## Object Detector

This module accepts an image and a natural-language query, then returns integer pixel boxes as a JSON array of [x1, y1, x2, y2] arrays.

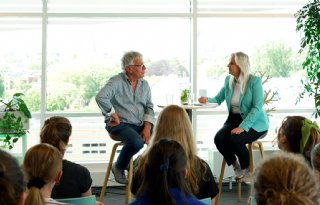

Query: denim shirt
[[96, 72, 155, 126]]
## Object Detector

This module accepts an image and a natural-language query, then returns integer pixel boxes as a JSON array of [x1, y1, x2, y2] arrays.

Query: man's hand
[[141, 122, 152, 144], [107, 113, 120, 127], [231, 127, 244, 135]]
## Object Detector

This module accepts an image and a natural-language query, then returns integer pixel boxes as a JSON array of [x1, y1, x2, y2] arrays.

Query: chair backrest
[[57, 195, 96, 205], [200, 197, 211, 205]]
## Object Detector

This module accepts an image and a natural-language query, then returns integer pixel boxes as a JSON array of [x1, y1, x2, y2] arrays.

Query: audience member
[[23, 143, 66, 205], [0, 149, 25, 205], [198, 52, 268, 181], [251, 152, 319, 205], [96, 51, 155, 185], [40, 116, 95, 199], [130, 138, 206, 205], [277, 116, 320, 164], [132, 105, 218, 205]]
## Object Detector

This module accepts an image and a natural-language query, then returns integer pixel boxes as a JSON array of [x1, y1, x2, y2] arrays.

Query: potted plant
[[0, 93, 32, 149], [295, 0, 320, 117]]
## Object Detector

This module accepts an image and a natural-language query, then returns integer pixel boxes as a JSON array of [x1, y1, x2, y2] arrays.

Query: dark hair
[[279, 116, 320, 163], [137, 138, 192, 205], [40, 116, 72, 155], [0, 149, 25, 205]]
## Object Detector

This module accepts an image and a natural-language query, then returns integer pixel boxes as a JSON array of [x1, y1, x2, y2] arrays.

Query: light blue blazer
[[208, 75, 269, 132]]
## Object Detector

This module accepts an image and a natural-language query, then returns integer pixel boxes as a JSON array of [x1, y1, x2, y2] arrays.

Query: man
[[96, 51, 155, 184]]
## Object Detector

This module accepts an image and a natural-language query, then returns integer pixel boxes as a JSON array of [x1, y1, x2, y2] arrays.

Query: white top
[[231, 80, 240, 113]]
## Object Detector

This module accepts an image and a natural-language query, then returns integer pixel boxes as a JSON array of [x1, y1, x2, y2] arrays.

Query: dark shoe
[[112, 163, 128, 185]]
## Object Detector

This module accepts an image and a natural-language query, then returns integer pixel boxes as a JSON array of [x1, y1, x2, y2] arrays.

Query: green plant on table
[[180, 89, 190, 104], [0, 93, 32, 149]]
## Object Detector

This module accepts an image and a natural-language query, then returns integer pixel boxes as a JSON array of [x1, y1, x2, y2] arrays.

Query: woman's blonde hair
[[40, 116, 72, 155], [23, 143, 63, 205], [228, 52, 251, 93], [253, 152, 319, 205], [137, 105, 206, 195]]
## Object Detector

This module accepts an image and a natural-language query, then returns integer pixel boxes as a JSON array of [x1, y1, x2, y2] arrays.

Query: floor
[[93, 182, 251, 205]]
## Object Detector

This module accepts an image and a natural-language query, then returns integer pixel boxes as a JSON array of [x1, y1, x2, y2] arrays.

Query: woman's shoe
[[232, 160, 243, 179]]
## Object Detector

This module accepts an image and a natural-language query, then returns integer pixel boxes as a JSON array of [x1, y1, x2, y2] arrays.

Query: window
[[0, 0, 312, 162]]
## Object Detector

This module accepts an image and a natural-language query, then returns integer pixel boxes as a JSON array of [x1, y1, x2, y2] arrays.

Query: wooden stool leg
[[237, 143, 253, 202], [257, 142, 264, 158], [237, 180, 241, 202], [248, 143, 254, 173], [99, 143, 121, 203], [125, 158, 134, 204], [215, 159, 226, 205]]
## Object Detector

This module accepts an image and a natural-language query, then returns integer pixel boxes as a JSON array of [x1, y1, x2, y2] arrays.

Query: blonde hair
[[253, 152, 319, 205], [228, 52, 251, 93], [40, 116, 72, 155], [137, 105, 206, 195], [23, 143, 63, 205]]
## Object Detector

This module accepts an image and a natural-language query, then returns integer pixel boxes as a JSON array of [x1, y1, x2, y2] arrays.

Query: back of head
[[40, 116, 72, 155], [0, 150, 25, 205], [279, 116, 320, 162], [121, 51, 142, 71], [23, 143, 63, 205], [138, 138, 191, 205], [253, 152, 319, 205], [148, 105, 201, 194], [151, 105, 195, 157]]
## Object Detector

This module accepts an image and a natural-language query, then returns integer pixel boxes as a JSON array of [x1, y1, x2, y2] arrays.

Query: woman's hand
[[231, 127, 244, 135], [198, 96, 208, 103]]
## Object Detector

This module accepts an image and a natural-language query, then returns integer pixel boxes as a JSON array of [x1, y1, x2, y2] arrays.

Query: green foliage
[[0, 76, 4, 98], [0, 93, 31, 149], [295, 0, 320, 117], [252, 41, 303, 77], [180, 89, 190, 103]]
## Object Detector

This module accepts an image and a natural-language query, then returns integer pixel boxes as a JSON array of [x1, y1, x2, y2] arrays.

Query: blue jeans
[[106, 123, 144, 170]]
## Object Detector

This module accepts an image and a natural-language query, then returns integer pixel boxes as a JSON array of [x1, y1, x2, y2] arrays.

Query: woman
[[198, 52, 268, 180], [251, 152, 319, 205], [23, 143, 66, 205], [40, 116, 101, 203], [130, 138, 206, 205], [278, 116, 320, 164], [0, 149, 25, 205], [132, 105, 218, 205]]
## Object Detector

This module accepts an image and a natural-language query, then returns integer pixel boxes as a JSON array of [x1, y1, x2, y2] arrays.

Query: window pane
[[47, 18, 191, 113], [198, 0, 306, 15], [0, 17, 41, 112], [48, 0, 191, 13], [0, 0, 41, 13]]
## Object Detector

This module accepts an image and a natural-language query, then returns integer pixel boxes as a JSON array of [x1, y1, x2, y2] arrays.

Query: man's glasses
[[128, 64, 146, 70]]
